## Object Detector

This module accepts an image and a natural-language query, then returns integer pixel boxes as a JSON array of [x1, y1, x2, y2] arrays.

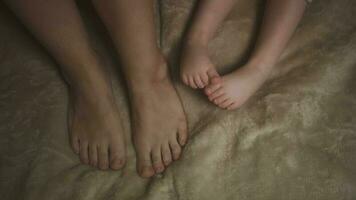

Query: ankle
[[67, 71, 112, 96], [246, 57, 276, 73], [125, 55, 170, 89], [185, 31, 210, 49]]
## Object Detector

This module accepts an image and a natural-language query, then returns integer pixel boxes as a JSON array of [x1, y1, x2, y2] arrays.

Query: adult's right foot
[[68, 72, 126, 170], [126, 58, 188, 178]]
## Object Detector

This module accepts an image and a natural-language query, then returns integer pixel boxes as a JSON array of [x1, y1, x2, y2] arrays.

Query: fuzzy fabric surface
[[0, 0, 355, 200]]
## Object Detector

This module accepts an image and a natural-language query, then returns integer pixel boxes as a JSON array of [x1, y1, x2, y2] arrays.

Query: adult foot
[[204, 63, 272, 110], [68, 76, 126, 170], [180, 41, 219, 89], [127, 58, 188, 178]]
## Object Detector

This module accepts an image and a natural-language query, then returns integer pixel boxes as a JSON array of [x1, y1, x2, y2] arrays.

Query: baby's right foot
[[68, 75, 126, 170], [180, 41, 219, 89]]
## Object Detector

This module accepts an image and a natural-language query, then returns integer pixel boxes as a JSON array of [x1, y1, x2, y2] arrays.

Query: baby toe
[[214, 95, 228, 106], [194, 75, 204, 88], [200, 72, 209, 86], [188, 76, 198, 89], [209, 88, 225, 101], [219, 99, 233, 109]]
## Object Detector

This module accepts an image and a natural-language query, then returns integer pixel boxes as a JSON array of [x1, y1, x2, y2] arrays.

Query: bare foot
[[204, 63, 272, 110], [180, 41, 219, 89], [68, 78, 126, 170], [127, 58, 188, 178]]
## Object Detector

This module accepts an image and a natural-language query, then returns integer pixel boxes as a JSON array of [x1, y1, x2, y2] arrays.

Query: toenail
[[155, 166, 164, 173]]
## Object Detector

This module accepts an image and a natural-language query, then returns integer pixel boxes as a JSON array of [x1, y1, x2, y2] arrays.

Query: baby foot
[[180, 42, 219, 89], [127, 58, 188, 178], [68, 79, 126, 170], [204, 64, 272, 110]]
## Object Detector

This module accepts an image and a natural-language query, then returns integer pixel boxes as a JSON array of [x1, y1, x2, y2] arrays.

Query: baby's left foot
[[180, 41, 219, 89], [204, 63, 272, 110]]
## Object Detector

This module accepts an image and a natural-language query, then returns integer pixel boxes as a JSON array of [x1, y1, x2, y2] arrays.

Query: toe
[[219, 99, 233, 109], [151, 148, 165, 174], [169, 139, 182, 161], [162, 143, 172, 166], [137, 151, 155, 178], [188, 76, 197, 89], [177, 121, 188, 146], [109, 144, 126, 170], [204, 78, 222, 95], [207, 68, 219, 79], [71, 136, 80, 154], [227, 102, 240, 110], [209, 88, 225, 101], [98, 144, 109, 170], [200, 73, 209, 87], [79, 141, 89, 164], [89, 145, 98, 167], [194, 75, 204, 88], [181, 74, 189, 86], [214, 95, 228, 105]]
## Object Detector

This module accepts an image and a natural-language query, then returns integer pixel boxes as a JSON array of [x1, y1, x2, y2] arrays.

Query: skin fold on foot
[[180, 42, 219, 89], [204, 63, 272, 110], [68, 83, 126, 170], [128, 59, 188, 178]]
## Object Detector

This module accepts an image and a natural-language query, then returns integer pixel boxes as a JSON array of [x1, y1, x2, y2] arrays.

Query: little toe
[[79, 141, 89, 164], [137, 152, 155, 178], [194, 75, 204, 88], [169, 139, 182, 160], [219, 99, 234, 109], [188, 76, 197, 89], [98, 145, 109, 170], [89, 145, 98, 167], [201, 73, 209, 86], [227, 102, 240, 110], [71, 136, 80, 154], [162, 144, 172, 166], [209, 88, 225, 101], [109, 145, 126, 170], [181, 74, 189, 86], [177, 122, 188, 146], [152, 148, 165, 174]]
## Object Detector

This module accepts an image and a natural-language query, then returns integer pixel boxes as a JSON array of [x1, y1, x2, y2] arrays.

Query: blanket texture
[[1, 0, 355, 199]]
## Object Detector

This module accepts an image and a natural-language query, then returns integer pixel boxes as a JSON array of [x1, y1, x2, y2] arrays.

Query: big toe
[[205, 77, 222, 95], [137, 151, 155, 178], [109, 143, 126, 170]]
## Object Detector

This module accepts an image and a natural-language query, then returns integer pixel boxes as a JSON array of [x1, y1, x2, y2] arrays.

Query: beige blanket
[[1, 0, 356, 199]]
